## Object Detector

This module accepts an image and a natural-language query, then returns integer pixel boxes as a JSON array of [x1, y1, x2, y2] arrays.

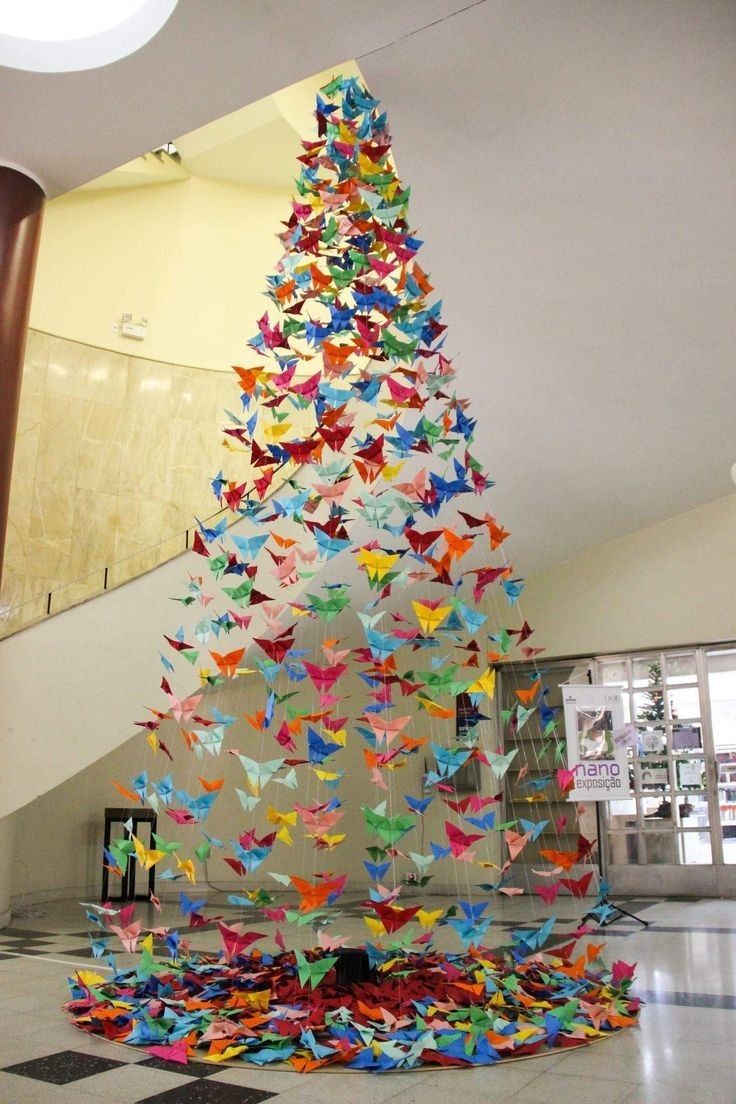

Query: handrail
[[0, 503, 227, 639], [1, 330, 333, 640], [0, 451, 305, 640]]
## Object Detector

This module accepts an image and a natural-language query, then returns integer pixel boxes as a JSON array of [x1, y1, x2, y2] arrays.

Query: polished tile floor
[[0, 897, 734, 1103]]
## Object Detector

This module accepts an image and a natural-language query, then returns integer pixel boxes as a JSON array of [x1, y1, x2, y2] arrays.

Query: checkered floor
[[1, 898, 735, 1104], [2, 1049, 275, 1103]]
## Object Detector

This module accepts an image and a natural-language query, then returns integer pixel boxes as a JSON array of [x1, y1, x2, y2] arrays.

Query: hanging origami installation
[[66, 75, 638, 1071]]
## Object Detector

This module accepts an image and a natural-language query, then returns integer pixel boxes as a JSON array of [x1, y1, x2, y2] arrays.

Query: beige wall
[[2, 330, 250, 630], [25, 59, 367, 371], [29, 175, 288, 371], [522, 494, 736, 658]]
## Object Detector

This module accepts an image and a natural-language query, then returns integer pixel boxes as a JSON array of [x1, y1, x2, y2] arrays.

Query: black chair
[[101, 806, 158, 902]]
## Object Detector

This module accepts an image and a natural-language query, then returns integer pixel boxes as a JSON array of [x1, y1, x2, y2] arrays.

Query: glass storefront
[[597, 645, 736, 894], [706, 648, 736, 865]]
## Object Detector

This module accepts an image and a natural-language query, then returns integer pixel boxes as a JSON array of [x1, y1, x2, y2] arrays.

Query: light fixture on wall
[[0, 0, 178, 73], [152, 141, 181, 162], [731, 462, 736, 487]]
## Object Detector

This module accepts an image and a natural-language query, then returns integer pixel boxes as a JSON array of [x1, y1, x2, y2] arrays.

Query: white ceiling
[[1, 0, 734, 575]]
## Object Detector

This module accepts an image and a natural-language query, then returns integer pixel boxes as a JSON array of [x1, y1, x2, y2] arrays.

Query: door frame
[[596, 645, 736, 898]]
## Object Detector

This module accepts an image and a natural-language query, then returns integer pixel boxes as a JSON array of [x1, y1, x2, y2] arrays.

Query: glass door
[[597, 647, 736, 896], [499, 660, 598, 889], [704, 648, 736, 876]]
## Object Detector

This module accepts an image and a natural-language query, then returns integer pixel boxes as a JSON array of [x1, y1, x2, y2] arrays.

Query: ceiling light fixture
[[0, 0, 178, 72]]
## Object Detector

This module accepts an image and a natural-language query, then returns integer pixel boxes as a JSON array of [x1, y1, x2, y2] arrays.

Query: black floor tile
[[1, 927, 57, 939], [637, 988, 736, 1010], [137, 1057, 224, 1078], [1, 945, 55, 956], [54, 946, 97, 958], [2, 1049, 126, 1085], [135, 1080, 276, 1104], [0, 936, 56, 946], [660, 895, 704, 902], [646, 924, 736, 935]]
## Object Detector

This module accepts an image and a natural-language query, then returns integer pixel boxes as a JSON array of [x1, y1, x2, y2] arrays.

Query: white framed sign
[[562, 685, 628, 802]]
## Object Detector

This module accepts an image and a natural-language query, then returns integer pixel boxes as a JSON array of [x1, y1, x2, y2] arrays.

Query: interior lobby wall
[[522, 494, 736, 658], [28, 174, 289, 371]]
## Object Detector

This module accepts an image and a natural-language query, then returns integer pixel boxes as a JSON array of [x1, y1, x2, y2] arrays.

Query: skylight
[[0, 0, 177, 71]]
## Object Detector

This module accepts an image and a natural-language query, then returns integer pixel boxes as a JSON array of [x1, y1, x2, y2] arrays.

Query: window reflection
[[607, 832, 638, 864], [707, 649, 736, 864], [678, 832, 712, 865], [667, 687, 701, 720], [665, 653, 697, 685], [633, 657, 658, 688], [600, 660, 627, 687], [608, 799, 636, 828], [600, 646, 736, 871], [643, 834, 676, 864]]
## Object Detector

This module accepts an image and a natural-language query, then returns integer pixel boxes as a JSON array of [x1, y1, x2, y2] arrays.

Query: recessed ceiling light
[[0, 0, 177, 72]]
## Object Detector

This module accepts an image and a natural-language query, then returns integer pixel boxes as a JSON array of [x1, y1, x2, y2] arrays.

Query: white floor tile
[[68, 1063, 192, 1103], [618, 1082, 736, 1104], [515, 1070, 632, 1104], [1, 896, 735, 1103]]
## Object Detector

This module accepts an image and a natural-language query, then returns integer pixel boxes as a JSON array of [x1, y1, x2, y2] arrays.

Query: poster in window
[[677, 759, 705, 788]]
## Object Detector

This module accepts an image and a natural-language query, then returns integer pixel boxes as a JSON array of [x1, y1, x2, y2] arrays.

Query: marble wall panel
[[119, 407, 172, 501], [68, 488, 118, 579], [1, 331, 246, 635], [34, 392, 87, 489], [23, 328, 51, 379], [29, 477, 77, 545], [46, 334, 90, 400], [76, 402, 125, 496], [85, 345, 129, 407], [125, 357, 173, 413], [11, 388, 43, 482], [170, 363, 218, 424], [166, 417, 226, 508]]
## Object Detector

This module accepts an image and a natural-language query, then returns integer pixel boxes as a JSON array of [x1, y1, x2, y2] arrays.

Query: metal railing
[[0, 451, 306, 640], [0, 504, 229, 640]]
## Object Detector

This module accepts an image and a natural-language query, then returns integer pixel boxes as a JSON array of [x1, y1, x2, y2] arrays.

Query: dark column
[[0, 166, 45, 585]]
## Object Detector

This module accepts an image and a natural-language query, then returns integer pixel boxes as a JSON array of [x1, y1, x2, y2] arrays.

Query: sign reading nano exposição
[[562, 685, 628, 802]]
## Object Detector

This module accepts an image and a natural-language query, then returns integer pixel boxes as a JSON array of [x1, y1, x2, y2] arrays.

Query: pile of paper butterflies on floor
[[66, 75, 638, 1071]]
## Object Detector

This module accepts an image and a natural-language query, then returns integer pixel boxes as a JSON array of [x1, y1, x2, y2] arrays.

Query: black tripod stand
[[584, 803, 649, 928]]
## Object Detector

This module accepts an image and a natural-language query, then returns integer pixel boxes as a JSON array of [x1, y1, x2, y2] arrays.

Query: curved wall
[[28, 174, 289, 371], [1, 329, 248, 631]]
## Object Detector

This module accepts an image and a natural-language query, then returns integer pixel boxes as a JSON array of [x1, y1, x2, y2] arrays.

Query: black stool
[[334, 947, 376, 987]]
